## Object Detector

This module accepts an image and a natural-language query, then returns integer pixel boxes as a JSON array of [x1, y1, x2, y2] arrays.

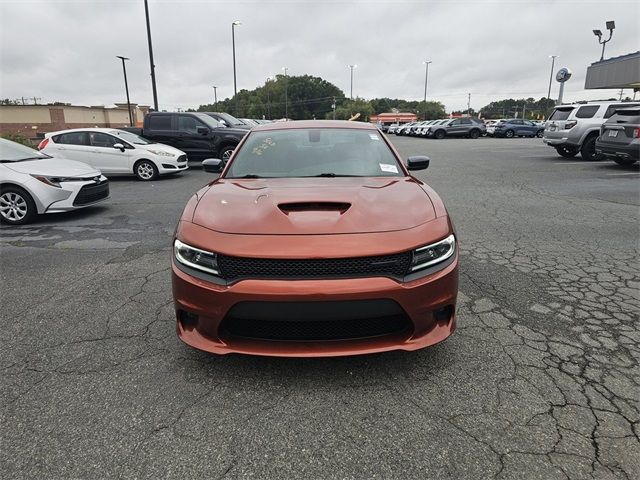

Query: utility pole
[[143, 0, 158, 110], [467, 93, 471, 117], [423, 60, 432, 120], [282, 67, 288, 119], [348, 64, 357, 100], [232, 21, 241, 116], [522, 104, 526, 119], [332, 96, 336, 120], [547, 55, 558, 99], [618, 88, 624, 101], [116, 56, 134, 126], [212, 86, 218, 109]]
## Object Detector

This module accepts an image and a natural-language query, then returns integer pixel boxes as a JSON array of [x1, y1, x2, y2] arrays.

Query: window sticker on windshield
[[379, 163, 398, 173], [369, 133, 380, 140], [252, 137, 275, 155]]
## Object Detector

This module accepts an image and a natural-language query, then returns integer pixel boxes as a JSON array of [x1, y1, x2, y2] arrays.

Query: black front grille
[[73, 181, 109, 206], [217, 251, 412, 281], [220, 300, 412, 341]]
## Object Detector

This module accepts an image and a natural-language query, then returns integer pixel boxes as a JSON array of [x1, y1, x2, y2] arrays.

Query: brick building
[[0, 103, 150, 141]]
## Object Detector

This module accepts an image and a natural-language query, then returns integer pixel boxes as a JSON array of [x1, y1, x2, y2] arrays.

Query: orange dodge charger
[[172, 120, 458, 357]]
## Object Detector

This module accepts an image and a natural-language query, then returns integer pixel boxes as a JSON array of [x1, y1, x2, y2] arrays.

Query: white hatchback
[[40, 128, 188, 181]]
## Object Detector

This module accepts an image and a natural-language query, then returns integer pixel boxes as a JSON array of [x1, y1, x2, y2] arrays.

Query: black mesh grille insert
[[221, 300, 411, 341], [217, 252, 412, 281], [220, 299, 411, 341], [73, 181, 109, 206]]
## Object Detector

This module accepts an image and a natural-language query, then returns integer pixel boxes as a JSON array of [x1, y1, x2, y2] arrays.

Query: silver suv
[[543, 101, 640, 160]]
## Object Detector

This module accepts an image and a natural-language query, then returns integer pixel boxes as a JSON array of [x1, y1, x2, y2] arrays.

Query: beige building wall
[[63, 107, 108, 125], [0, 106, 51, 123]]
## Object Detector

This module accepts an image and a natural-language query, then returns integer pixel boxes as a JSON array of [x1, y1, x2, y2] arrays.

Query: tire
[[536, 129, 544, 138], [555, 145, 579, 158], [434, 130, 446, 140], [469, 129, 480, 139], [219, 145, 236, 162], [0, 185, 37, 225], [134, 159, 158, 181], [504, 129, 515, 138], [580, 135, 603, 161], [613, 157, 638, 166]]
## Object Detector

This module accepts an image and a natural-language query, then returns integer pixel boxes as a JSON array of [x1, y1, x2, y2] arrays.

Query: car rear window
[[608, 109, 640, 123], [549, 108, 573, 121], [226, 128, 403, 179], [575, 105, 599, 118], [604, 103, 640, 119]]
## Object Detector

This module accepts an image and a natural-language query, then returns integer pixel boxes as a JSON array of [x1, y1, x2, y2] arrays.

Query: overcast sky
[[1, 0, 638, 113]]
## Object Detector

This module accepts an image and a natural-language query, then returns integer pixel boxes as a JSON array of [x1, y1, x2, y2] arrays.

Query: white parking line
[[553, 162, 593, 165], [605, 172, 640, 176]]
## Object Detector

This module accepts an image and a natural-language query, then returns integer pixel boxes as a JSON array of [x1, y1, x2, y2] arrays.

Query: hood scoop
[[278, 202, 351, 214]]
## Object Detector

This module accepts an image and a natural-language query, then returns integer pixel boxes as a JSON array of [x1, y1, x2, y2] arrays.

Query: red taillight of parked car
[[633, 128, 640, 139], [565, 121, 577, 130], [37, 138, 49, 150]]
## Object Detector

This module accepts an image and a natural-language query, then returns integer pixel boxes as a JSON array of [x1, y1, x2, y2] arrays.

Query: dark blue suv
[[494, 119, 544, 138]]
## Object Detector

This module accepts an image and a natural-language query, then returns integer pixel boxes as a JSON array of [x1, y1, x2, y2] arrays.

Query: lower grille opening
[[73, 181, 109, 206], [220, 300, 412, 341], [178, 309, 199, 328], [434, 305, 454, 322]]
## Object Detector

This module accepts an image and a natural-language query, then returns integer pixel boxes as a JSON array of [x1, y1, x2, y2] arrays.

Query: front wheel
[[613, 157, 638, 166], [536, 129, 544, 138], [0, 186, 36, 225], [469, 129, 480, 139], [134, 160, 158, 181], [434, 130, 446, 140], [555, 145, 579, 158], [504, 129, 515, 138], [580, 135, 603, 161]]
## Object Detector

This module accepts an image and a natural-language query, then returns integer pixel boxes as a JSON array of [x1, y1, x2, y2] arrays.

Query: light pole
[[422, 60, 432, 120], [143, 0, 158, 110], [282, 67, 288, 119], [116, 56, 133, 126], [212, 86, 217, 109], [232, 20, 241, 115], [348, 64, 357, 100], [593, 21, 615, 61], [266, 77, 273, 120], [547, 55, 558, 100]]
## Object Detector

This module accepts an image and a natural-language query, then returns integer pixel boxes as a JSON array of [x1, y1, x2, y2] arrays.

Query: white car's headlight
[[174, 239, 219, 275], [148, 149, 174, 157], [410, 234, 455, 271]]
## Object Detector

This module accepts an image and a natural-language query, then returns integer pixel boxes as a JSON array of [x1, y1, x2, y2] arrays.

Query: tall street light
[[593, 20, 615, 61], [212, 85, 217, 109], [143, 0, 158, 110], [116, 56, 133, 126], [282, 67, 288, 119], [266, 76, 273, 120], [232, 20, 241, 116], [422, 60, 432, 120], [348, 64, 357, 100], [547, 55, 558, 100]]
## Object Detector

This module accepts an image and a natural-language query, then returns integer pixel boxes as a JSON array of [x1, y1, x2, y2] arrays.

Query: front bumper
[[34, 176, 109, 214], [172, 253, 458, 357]]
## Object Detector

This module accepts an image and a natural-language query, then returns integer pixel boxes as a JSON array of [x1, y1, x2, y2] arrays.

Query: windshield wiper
[[308, 173, 359, 177]]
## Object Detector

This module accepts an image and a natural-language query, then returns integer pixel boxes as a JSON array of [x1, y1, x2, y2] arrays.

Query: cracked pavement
[[1, 137, 638, 479]]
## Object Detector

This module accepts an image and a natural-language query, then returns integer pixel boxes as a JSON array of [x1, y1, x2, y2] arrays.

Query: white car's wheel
[[0, 186, 36, 225], [134, 160, 158, 181]]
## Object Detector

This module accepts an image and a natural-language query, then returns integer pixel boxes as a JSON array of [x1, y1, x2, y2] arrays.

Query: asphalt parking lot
[[1, 136, 638, 479]]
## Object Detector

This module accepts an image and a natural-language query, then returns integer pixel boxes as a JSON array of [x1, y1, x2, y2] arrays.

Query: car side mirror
[[113, 143, 125, 152], [407, 156, 430, 171], [197, 126, 209, 135], [202, 158, 224, 173]]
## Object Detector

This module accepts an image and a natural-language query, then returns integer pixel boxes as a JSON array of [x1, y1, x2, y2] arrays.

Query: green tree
[[326, 97, 373, 121]]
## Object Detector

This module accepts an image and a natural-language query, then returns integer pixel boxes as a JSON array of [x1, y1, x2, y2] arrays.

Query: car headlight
[[174, 239, 219, 275], [148, 149, 174, 157], [410, 234, 455, 271], [30, 175, 68, 188]]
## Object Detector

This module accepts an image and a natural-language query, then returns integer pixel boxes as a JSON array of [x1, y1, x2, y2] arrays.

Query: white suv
[[40, 128, 188, 181], [543, 101, 640, 160]]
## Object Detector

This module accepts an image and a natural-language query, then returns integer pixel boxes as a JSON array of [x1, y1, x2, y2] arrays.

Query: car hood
[[140, 143, 185, 156], [192, 177, 436, 235], [3, 158, 101, 177]]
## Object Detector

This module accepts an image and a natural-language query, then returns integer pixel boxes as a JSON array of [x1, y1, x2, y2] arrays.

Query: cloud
[[1, 0, 638, 112]]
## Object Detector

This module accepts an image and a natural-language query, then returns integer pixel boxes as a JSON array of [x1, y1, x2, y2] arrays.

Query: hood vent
[[278, 202, 351, 214]]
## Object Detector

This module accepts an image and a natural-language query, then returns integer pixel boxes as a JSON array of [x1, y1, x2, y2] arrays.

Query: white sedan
[[0, 138, 109, 225], [40, 128, 188, 181]]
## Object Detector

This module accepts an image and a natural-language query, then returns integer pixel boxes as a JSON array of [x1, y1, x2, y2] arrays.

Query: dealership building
[[584, 50, 640, 93]]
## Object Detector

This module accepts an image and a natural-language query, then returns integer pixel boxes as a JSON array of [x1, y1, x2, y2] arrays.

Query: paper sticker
[[369, 133, 380, 140], [379, 163, 398, 173]]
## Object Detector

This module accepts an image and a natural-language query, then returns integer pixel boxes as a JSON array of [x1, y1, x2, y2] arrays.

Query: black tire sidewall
[[0, 185, 36, 225], [580, 135, 602, 161], [469, 129, 480, 139], [505, 130, 514, 138], [435, 130, 445, 139]]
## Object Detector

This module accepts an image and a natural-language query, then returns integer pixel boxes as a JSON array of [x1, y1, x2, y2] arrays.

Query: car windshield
[[0, 138, 49, 162], [225, 128, 404, 179], [110, 130, 152, 145], [216, 113, 246, 126]]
